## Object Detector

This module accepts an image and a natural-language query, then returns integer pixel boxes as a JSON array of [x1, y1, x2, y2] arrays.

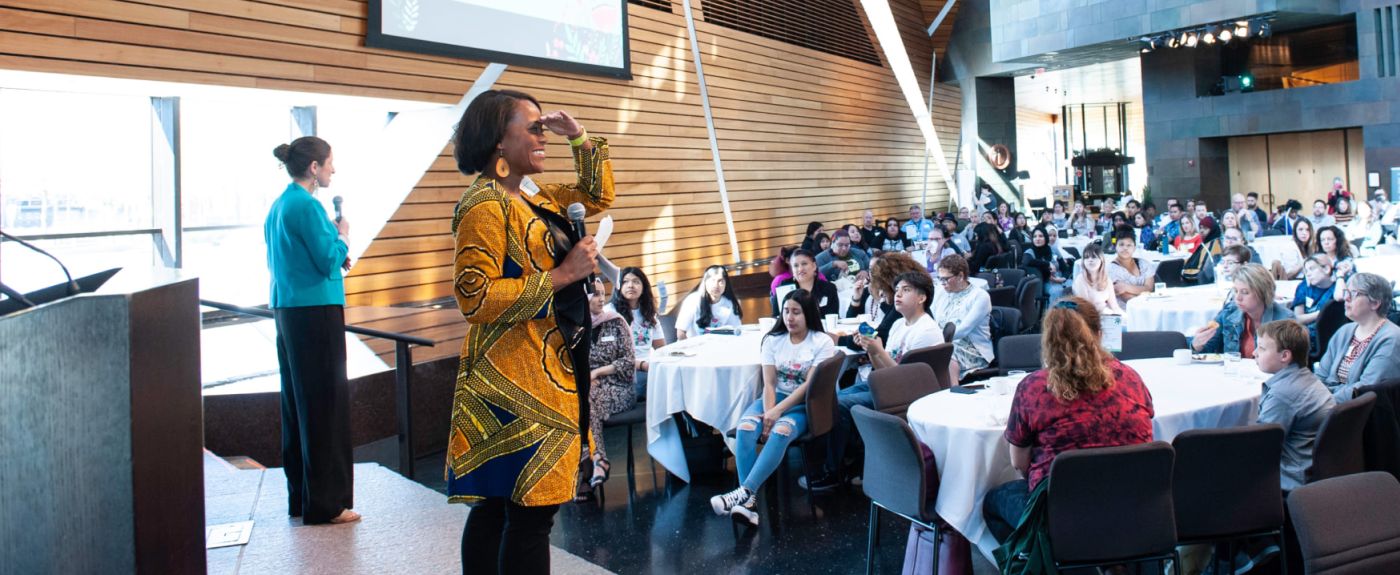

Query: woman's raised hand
[[539, 110, 583, 138]]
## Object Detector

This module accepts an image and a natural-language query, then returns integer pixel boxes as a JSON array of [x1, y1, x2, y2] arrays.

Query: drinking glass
[[1223, 352, 1241, 375]]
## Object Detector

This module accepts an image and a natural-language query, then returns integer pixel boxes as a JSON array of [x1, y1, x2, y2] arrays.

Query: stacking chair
[[868, 363, 939, 418], [1015, 277, 1042, 333], [1312, 301, 1350, 362], [1172, 425, 1287, 575], [986, 285, 1017, 308], [899, 343, 955, 392], [851, 405, 942, 575], [961, 307, 1021, 384], [601, 402, 651, 500], [994, 267, 1027, 289], [1116, 331, 1189, 360], [1287, 472, 1400, 574], [1157, 258, 1186, 288], [1047, 442, 1181, 574], [1306, 392, 1378, 484], [996, 334, 1041, 375]]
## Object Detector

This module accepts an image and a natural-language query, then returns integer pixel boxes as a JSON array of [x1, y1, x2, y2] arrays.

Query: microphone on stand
[[566, 203, 596, 295], [0, 230, 78, 296], [332, 196, 343, 224]]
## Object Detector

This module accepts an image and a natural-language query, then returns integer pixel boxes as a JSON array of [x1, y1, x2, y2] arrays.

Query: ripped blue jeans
[[734, 395, 809, 492]]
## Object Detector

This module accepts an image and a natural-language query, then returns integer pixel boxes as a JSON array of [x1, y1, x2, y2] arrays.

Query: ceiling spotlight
[[1203, 32, 1216, 44], [1235, 20, 1250, 38], [1185, 32, 1199, 48], [1258, 21, 1272, 38], [1166, 34, 1180, 48], [1219, 28, 1233, 43]]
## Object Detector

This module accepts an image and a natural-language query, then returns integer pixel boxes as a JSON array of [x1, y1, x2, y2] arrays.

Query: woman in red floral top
[[982, 295, 1155, 544]]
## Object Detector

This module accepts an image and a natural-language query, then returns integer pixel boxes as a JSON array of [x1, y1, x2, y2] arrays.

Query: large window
[[1215, 21, 1359, 94]]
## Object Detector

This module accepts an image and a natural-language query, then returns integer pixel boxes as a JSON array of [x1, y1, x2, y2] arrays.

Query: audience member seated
[[1008, 213, 1032, 247], [799, 221, 825, 253], [1072, 243, 1121, 315], [675, 265, 743, 339], [1050, 201, 1068, 228], [996, 203, 1013, 232], [1293, 254, 1337, 350], [815, 271, 945, 489], [710, 289, 836, 526], [968, 222, 1010, 273], [1349, 201, 1384, 250], [815, 233, 870, 281], [859, 209, 883, 251], [1207, 245, 1254, 293], [982, 297, 1155, 543], [932, 255, 994, 382], [843, 252, 923, 336], [1198, 227, 1262, 286], [1131, 212, 1157, 249], [1255, 319, 1336, 492], [878, 217, 913, 253], [1333, 196, 1355, 226], [922, 224, 961, 271], [812, 232, 831, 254], [582, 277, 637, 499], [1192, 264, 1294, 358], [609, 267, 665, 399], [1316, 225, 1356, 282], [1271, 199, 1304, 236], [1068, 202, 1095, 237], [1173, 216, 1204, 254], [1317, 272, 1400, 402], [1161, 203, 1186, 244], [1309, 199, 1336, 229], [772, 248, 840, 318], [1044, 224, 1074, 261], [1274, 217, 1318, 280], [1022, 225, 1068, 301], [941, 216, 972, 253], [770, 246, 828, 295], [903, 204, 936, 242], [840, 223, 866, 252], [1106, 230, 1157, 308]]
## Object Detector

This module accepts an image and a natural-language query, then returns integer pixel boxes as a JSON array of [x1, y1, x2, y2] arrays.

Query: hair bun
[[272, 143, 292, 162]]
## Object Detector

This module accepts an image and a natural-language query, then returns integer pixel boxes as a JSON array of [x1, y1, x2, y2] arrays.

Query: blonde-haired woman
[[982, 295, 1155, 546], [1071, 243, 1121, 315], [1192, 263, 1294, 357]]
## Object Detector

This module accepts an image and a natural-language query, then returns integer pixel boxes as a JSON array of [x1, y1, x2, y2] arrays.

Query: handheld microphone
[[0, 230, 78, 296], [332, 196, 343, 223], [566, 203, 596, 295]]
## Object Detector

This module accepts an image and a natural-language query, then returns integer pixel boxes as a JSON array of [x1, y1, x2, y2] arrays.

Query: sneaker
[[1233, 544, 1280, 574], [710, 486, 751, 516], [797, 473, 840, 493], [730, 491, 759, 527]]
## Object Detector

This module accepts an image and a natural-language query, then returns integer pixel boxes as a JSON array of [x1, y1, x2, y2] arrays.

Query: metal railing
[[200, 299, 435, 478]]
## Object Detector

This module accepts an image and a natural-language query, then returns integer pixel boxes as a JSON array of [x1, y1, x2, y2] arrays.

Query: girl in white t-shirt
[[711, 288, 834, 527], [1071, 243, 1122, 315], [674, 265, 743, 339], [607, 266, 666, 399]]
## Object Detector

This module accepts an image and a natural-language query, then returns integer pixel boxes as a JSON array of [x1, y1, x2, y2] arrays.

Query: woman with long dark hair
[[1022, 225, 1068, 301], [446, 89, 611, 574], [968, 222, 1008, 272], [265, 136, 358, 525], [676, 265, 743, 339], [609, 267, 664, 399], [771, 248, 841, 318], [582, 277, 635, 498], [711, 288, 835, 526], [800, 221, 825, 252], [1316, 225, 1356, 281]]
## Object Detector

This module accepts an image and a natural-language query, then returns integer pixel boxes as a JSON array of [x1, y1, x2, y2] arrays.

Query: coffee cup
[[1173, 348, 1191, 365]]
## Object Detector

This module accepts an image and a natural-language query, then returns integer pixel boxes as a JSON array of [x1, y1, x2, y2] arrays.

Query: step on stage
[[204, 452, 612, 574]]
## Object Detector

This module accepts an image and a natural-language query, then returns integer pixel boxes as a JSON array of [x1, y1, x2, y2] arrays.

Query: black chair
[[899, 343, 955, 392], [996, 334, 1041, 374], [1047, 442, 1181, 574], [1312, 300, 1351, 362], [1058, 229, 1069, 239], [869, 363, 939, 418], [1157, 258, 1186, 288], [1016, 277, 1042, 333], [984, 252, 1015, 271], [941, 321, 955, 344], [601, 402, 652, 498], [962, 307, 1021, 384], [1116, 331, 1189, 361], [994, 267, 1027, 289], [1307, 391, 1379, 484], [1287, 472, 1400, 574], [1172, 425, 1288, 575], [986, 285, 1016, 308], [1258, 228, 1283, 237], [850, 405, 943, 575]]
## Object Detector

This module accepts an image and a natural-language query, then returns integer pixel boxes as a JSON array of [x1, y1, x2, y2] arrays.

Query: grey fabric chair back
[[659, 313, 678, 344], [851, 405, 936, 524], [990, 306, 1022, 343], [1171, 424, 1284, 541], [803, 353, 847, 438], [1047, 441, 1177, 564], [995, 268, 1026, 288], [996, 334, 1042, 374], [1116, 331, 1189, 361], [1157, 258, 1186, 288], [869, 363, 939, 417], [1308, 391, 1378, 484], [898, 343, 954, 392], [1288, 471, 1400, 574], [986, 285, 1017, 308], [1016, 278, 1042, 332]]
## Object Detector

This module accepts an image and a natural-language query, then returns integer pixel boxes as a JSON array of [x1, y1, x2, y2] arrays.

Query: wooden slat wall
[[0, 0, 960, 307]]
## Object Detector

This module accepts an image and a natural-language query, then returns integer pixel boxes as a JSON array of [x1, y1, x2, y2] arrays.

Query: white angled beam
[[682, 0, 742, 265]]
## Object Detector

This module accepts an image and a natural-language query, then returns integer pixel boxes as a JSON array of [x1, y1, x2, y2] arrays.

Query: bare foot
[[328, 509, 361, 524]]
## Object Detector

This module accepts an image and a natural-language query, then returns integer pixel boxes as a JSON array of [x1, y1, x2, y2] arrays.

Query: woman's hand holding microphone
[[550, 236, 597, 292]]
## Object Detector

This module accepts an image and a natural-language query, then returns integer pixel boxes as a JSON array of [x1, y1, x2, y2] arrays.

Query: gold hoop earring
[[495, 156, 510, 179]]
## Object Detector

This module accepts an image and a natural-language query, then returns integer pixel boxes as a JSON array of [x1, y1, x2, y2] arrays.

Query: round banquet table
[[905, 357, 1268, 563], [1356, 253, 1400, 286], [1250, 236, 1302, 270], [1123, 280, 1300, 335], [645, 328, 859, 482]]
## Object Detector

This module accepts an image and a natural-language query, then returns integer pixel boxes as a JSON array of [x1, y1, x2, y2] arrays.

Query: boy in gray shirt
[[1256, 320, 1337, 490]]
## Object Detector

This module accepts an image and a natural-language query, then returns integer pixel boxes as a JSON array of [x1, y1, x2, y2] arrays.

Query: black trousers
[[274, 305, 353, 524], [461, 498, 560, 575]]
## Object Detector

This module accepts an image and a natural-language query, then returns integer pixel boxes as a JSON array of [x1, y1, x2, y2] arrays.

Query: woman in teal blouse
[[264, 136, 359, 525]]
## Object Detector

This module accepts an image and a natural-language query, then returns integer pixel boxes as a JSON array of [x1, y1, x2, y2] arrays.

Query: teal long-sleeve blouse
[[264, 182, 348, 308]]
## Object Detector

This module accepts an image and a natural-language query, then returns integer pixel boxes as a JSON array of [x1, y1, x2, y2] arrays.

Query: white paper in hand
[[594, 215, 614, 252]]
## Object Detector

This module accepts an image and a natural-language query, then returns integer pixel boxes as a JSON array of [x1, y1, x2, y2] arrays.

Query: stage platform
[[204, 452, 612, 574]]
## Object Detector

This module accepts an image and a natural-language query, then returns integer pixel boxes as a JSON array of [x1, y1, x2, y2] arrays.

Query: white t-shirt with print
[[885, 312, 944, 363], [760, 331, 837, 395], [608, 304, 662, 361], [675, 291, 741, 335]]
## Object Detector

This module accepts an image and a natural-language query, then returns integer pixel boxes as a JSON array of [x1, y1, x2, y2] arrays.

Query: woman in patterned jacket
[[448, 89, 613, 574]]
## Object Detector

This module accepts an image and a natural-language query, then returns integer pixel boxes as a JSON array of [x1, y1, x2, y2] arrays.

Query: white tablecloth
[[1058, 236, 1094, 254], [1136, 249, 1189, 263], [645, 329, 859, 482], [1123, 280, 1300, 335], [1356, 253, 1400, 286], [905, 358, 1267, 563], [1251, 236, 1302, 269]]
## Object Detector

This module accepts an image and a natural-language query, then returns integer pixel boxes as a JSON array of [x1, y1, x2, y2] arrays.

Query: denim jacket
[[1200, 301, 1295, 354]]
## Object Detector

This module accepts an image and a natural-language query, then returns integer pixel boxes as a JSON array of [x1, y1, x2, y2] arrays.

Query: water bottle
[[1161, 238, 1170, 255]]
